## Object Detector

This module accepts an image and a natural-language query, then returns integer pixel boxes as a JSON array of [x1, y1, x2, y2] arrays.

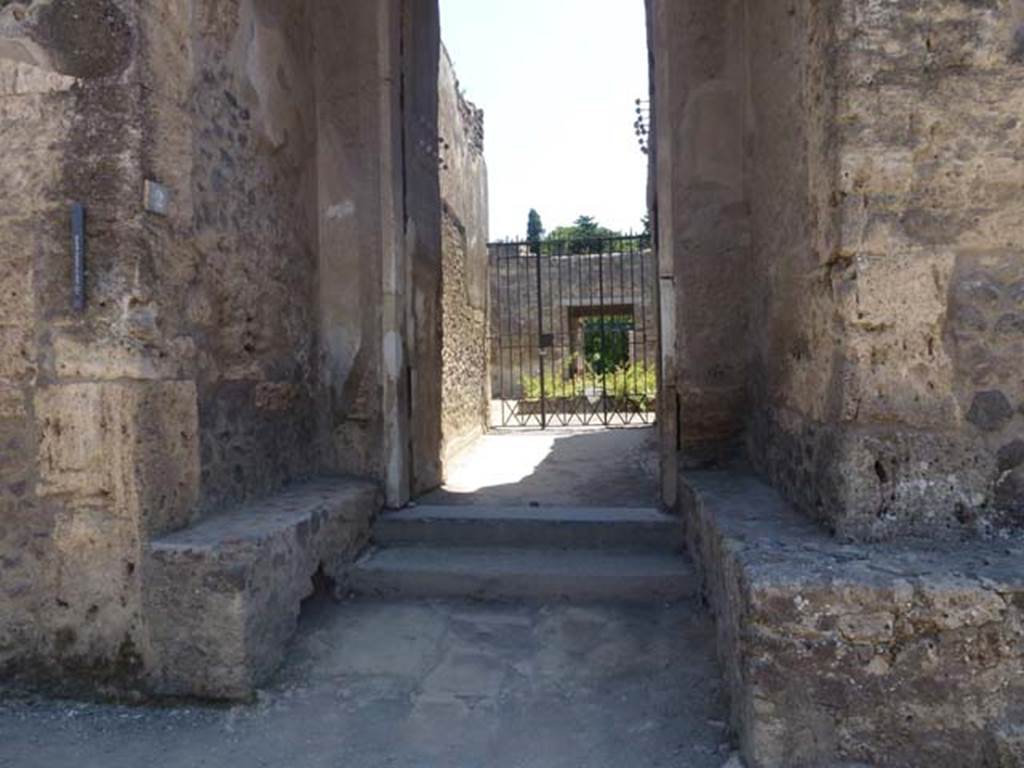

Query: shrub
[[521, 360, 657, 405]]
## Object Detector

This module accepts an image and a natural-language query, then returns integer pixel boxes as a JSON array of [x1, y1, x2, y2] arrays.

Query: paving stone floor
[[0, 597, 730, 768]]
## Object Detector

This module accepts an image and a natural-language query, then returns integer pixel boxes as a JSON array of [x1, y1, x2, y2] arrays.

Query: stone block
[[0, 324, 35, 382], [0, 383, 27, 419], [682, 470, 1024, 768], [968, 390, 1016, 433], [144, 478, 381, 700], [0, 216, 37, 324], [50, 506, 143, 659], [36, 382, 200, 534], [752, 409, 1001, 541], [835, 427, 997, 539], [52, 332, 196, 382], [31, 381, 200, 664], [0, 93, 69, 218], [836, 249, 959, 430]]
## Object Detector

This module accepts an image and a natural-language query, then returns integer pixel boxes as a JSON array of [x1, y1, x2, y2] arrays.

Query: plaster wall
[[313, 0, 403, 485], [649, 0, 752, 466], [404, 0, 444, 498]]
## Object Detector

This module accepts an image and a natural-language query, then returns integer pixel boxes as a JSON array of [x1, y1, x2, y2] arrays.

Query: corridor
[[0, 428, 730, 768]]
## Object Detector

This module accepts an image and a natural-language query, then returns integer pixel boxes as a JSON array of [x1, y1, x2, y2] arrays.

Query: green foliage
[[526, 209, 544, 254], [605, 360, 658, 407], [520, 365, 584, 401], [546, 215, 623, 255], [537, 215, 652, 255], [640, 212, 652, 248], [520, 359, 657, 409], [582, 315, 632, 375]]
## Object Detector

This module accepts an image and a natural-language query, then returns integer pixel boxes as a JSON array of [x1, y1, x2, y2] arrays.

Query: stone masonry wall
[[655, 0, 1024, 540], [747, 0, 1024, 540], [0, 0, 405, 683], [742, 0, 847, 532], [441, 210, 487, 454], [683, 471, 1024, 768], [659, 3, 1024, 761], [0, 0, 201, 679], [438, 47, 488, 463], [844, 0, 1024, 537], [147, 0, 407, 512], [169, 0, 322, 515]]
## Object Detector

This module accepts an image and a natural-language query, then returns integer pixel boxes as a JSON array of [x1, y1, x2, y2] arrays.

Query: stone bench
[[681, 470, 1024, 768], [144, 477, 381, 700]]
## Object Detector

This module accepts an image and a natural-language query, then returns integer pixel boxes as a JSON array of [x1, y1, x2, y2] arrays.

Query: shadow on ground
[[424, 426, 660, 508]]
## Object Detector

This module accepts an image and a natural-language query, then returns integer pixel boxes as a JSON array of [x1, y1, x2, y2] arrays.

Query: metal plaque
[[71, 203, 86, 312], [143, 179, 170, 216]]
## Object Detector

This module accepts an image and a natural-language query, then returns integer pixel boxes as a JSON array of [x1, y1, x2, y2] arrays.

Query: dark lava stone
[[998, 440, 1024, 472], [967, 390, 1014, 432]]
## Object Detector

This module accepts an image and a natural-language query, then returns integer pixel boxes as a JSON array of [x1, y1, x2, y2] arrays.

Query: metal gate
[[489, 235, 658, 428]]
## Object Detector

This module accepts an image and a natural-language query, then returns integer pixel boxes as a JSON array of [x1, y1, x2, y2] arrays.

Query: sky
[[440, 0, 650, 242]]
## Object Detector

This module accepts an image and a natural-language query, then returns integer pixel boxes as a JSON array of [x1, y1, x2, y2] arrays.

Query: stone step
[[144, 477, 381, 701], [375, 504, 683, 552], [343, 546, 698, 603]]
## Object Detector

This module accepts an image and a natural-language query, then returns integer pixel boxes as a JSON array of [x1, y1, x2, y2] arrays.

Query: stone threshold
[[680, 470, 1024, 768]]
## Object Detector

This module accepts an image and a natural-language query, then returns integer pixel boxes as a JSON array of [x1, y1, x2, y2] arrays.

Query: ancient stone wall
[[440, 211, 487, 459], [658, 2, 1024, 760], [148, 0, 423, 511], [437, 47, 487, 467], [171, 0, 322, 514], [0, 0, 416, 682], [746, 0, 1024, 540], [837, 0, 1024, 538], [311, 0, 403, 487], [683, 470, 1024, 768], [0, 0, 201, 679], [654, 0, 1024, 540], [741, 0, 846, 532]]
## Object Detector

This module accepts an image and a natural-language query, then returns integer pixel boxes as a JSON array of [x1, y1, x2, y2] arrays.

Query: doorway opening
[[489, 235, 658, 429], [418, 0, 661, 504]]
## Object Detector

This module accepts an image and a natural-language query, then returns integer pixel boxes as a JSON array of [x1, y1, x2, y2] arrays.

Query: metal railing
[[489, 235, 658, 428]]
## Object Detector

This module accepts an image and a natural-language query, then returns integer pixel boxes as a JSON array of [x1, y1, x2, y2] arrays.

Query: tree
[[526, 209, 544, 254], [547, 215, 623, 254], [640, 212, 652, 247]]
